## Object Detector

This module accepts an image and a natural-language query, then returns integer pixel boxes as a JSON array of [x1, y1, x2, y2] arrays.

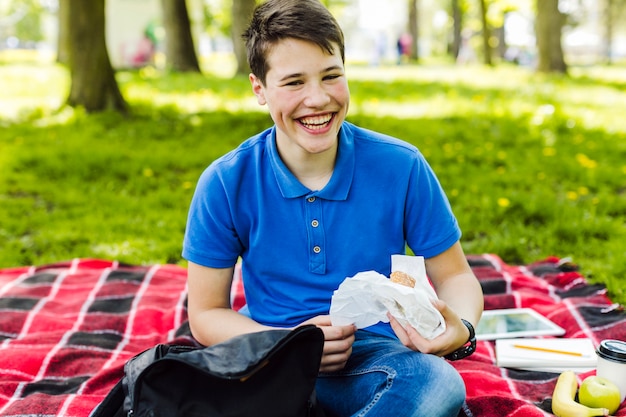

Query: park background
[[1, 0, 625, 306]]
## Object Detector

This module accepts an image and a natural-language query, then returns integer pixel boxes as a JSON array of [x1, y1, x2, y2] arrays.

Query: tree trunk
[[66, 0, 127, 113], [451, 0, 462, 59], [56, 0, 70, 65], [535, 0, 567, 73], [604, 0, 626, 64], [161, 0, 201, 72], [478, 0, 492, 65], [408, 0, 419, 61], [232, 0, 256, 76]]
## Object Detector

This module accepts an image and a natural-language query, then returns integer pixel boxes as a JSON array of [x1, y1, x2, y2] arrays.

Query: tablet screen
[[475, 308, 566, 340]]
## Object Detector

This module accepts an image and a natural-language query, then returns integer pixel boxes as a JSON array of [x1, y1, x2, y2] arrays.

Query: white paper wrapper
[[329, 255, 446, 340]]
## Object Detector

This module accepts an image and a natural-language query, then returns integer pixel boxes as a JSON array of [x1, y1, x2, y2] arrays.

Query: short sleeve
[[404, 152, 461, 257], [182, 165, 243, 268]]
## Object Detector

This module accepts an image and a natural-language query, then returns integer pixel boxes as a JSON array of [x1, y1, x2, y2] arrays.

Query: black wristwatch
[[444, 319, 476, 361]]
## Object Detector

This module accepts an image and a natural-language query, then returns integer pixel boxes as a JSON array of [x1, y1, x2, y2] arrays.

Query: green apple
[[578, 375, 621, 415]]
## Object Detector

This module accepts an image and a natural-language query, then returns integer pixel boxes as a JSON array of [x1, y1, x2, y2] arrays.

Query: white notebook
[[495, 338, 597, 373]]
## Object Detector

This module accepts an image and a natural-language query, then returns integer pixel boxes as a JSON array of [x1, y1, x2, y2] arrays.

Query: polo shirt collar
[[268, 123, 354, 200]]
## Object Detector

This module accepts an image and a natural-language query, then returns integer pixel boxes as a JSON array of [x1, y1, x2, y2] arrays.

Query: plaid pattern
[[0, 256, 624, 416], [458, 255, 626, 417], [0, 259, 194, 416]]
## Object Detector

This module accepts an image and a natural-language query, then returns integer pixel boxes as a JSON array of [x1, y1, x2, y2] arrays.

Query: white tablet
[[475, 308, 566, 341]]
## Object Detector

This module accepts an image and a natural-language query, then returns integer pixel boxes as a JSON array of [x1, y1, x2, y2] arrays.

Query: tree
[[478, 0, 492, 65], [66, 0, 127, 113], [161, 0, 201, 72], [535, 0, 567, 73], [407, 0, 419, 61], [232, 0, 256, 76], [450, 0, 463, 59], [602, 0, 626, 64]]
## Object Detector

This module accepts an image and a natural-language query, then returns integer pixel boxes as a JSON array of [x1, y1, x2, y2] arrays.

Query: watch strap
[[444, 319, 477, 361]]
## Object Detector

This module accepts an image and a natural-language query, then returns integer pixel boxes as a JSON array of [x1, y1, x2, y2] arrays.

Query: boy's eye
[[285, 80, 303, 86]]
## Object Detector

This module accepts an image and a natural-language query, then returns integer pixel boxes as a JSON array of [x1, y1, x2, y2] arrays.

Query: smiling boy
[[182, 1, 483, 416], [251, 36, 347, 190]]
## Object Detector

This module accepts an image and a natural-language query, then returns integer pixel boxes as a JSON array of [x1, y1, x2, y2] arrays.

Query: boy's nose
[[304, 83, 331, 108]]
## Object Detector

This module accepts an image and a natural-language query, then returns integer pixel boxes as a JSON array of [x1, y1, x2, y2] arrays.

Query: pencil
[[513, 344, 583, 357]]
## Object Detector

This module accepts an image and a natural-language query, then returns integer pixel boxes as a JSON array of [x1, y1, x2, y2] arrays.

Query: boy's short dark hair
[[243, 0, 345, 85]]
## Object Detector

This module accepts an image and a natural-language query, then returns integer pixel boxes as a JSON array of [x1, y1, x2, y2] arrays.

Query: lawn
[[0, 54, 625, 305]]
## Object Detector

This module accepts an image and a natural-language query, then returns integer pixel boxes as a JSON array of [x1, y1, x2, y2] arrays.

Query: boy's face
[[250, 38, 349, 159]]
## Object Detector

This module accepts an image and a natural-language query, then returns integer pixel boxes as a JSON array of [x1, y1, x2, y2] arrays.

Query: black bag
[[91, 325, 326, 417]]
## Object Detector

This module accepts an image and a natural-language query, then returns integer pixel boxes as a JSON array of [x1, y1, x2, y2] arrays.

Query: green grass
[[0, 56, 624, 306]]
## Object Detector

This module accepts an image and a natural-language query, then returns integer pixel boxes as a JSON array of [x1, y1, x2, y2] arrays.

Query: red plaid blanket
[[0, 256, 624, 417]]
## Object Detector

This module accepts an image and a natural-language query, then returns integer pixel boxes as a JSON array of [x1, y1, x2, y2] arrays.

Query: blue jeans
[[316, 330, 466, 417]]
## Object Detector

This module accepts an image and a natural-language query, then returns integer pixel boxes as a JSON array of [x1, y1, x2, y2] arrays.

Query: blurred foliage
[[1, 0, 47, 43]]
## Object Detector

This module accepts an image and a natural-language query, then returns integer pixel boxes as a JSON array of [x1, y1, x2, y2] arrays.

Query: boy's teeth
[[300, 114, 332, 127]]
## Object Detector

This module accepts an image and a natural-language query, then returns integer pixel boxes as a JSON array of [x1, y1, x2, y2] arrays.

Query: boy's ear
[[249, 74, 267, 105]]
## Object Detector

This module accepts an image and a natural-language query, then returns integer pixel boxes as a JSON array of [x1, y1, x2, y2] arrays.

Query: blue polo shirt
[[182, 122, 460, 338]]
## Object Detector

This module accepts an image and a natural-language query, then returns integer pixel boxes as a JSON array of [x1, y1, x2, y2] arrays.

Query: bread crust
[[390, 271, 416, 288]]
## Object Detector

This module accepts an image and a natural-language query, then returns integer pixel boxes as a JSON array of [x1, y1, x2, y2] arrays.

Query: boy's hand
[[387, 300, 470, 357], [301, 315, 356, 372]]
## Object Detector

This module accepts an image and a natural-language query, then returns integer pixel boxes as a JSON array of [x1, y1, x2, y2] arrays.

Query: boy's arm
[[186, 261, 272, 346], [426, 241, 484, 328]]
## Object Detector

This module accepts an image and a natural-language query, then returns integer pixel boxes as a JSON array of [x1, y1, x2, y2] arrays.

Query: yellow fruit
[[552, 371, 609, 417]]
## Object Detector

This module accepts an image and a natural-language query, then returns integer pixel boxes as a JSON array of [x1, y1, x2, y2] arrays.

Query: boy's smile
[[250, 38, 350, 165], [298, 113, 334, 131]]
